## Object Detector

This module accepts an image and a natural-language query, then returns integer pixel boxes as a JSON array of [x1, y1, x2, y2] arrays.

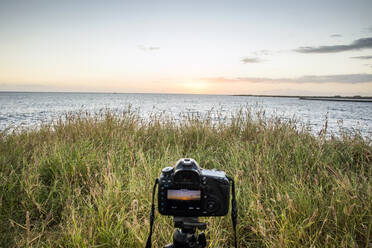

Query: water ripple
[[0, 92, 371, 138]]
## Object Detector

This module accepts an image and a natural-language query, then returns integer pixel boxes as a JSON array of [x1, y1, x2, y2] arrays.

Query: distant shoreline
[[1, 91, 372, 102], [233, 94, 372, 102]]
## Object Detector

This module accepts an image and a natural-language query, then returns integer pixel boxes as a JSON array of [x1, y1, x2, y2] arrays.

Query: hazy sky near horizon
[[1, 0, 372, 95]]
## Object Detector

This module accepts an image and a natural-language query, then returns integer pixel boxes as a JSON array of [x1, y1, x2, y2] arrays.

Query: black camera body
[[158, 158, 230, 217]]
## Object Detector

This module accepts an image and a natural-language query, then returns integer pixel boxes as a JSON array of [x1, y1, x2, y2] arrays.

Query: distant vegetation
[[234, 94, 372, 102], [0, 109, 371, 247], [234, 94, 372, 99]]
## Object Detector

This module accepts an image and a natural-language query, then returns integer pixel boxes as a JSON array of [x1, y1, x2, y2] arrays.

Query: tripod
[[164, 217, 207, 248]]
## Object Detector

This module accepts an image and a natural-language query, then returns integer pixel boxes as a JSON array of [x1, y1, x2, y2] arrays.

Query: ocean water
[[0, 92, 371, 138]]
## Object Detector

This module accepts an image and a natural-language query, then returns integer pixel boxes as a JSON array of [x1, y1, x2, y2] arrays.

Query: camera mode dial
[[162, 167, 174, 177]]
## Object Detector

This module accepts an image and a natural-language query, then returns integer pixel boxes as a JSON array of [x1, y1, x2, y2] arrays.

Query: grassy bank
[[0, 109, 371, 247]]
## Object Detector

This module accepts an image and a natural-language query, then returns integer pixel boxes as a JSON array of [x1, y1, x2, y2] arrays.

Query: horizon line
[[1, 90, 371, 98]]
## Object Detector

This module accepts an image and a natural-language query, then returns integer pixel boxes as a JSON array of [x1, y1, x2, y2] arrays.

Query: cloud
[[138, 45, 160, 51], [330, 34, 342, 38], [368, 26, 372, 33], [241, 57, 262, 63], [294, 37, 372, 53], [289, 74, 372, 83], [350, 55, 372, 60], [240, 50, 275, 64], [203, 74, 372, 84], [253, 50, 272, 56]]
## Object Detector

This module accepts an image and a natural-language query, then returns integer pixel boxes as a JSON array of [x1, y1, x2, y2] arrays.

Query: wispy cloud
[[138, 45, 160, 51], [294, 37, 372, 53], [241, 50, 273, 64], [330, 34, 342, 38], [241, 57, 262, 63], [203, 74, 372, 84], [350, 55, 372, 60], [253, 50, 272, 56]]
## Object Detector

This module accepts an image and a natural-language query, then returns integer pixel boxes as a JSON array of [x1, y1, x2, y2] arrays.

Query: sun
[[182, 80, 209, 94]]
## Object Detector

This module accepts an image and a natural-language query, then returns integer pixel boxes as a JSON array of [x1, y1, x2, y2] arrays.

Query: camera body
[[158, 158, 230, 217]]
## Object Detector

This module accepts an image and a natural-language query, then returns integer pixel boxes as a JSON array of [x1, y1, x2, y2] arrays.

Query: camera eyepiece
[[173, 158, 200, 185]]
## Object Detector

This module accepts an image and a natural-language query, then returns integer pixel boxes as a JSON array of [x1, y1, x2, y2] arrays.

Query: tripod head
[[174, 217, 206, 231], [164, 217, 207, 248]]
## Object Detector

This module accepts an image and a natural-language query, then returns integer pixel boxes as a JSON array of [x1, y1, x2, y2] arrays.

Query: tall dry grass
[[0, 109, 371, 247]]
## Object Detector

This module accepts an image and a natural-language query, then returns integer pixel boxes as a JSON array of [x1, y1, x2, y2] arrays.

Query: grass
[[0, 109, 371, 247]]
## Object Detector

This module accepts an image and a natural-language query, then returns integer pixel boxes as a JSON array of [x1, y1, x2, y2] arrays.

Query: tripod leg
[[197, 232, 206, 248]]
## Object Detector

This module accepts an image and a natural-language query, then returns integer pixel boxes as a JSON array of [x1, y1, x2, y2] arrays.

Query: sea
[[0, 92, 371, 138]]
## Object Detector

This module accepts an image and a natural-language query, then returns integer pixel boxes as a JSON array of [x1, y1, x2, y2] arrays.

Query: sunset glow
[[1, 0, 372, 95]]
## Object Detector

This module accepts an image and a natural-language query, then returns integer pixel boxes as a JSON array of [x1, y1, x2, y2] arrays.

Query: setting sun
[[182, 80, 209, 94]]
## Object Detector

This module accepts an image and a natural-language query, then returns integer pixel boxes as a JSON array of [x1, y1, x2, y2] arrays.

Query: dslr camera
[[158, 158, 230, 217]]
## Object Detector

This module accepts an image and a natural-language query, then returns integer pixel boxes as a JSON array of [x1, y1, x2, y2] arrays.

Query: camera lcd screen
[[167, 189, 201, 201]]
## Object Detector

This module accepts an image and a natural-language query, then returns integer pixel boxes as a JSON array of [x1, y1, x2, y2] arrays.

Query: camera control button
[[207, 200, 217, 212], [218, 178, 228, 184]]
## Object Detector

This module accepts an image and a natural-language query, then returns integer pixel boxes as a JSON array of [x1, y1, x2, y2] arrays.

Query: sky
[[0, 0, 372, 95]]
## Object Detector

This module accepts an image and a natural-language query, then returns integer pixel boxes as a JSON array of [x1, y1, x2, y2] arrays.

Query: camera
[[158, 158, 230, 217], [146, 158, 238, 248]]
